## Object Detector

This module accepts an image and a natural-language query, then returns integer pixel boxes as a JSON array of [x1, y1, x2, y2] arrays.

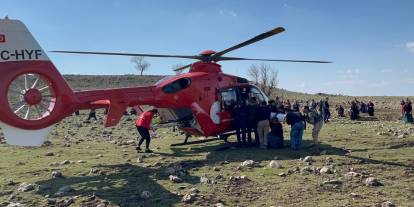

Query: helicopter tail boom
[[0, 18, 155, 146]]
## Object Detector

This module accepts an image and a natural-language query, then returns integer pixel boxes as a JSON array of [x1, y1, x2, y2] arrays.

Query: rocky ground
[[0, 75, 413, 206], [0, 111, 413, 207]]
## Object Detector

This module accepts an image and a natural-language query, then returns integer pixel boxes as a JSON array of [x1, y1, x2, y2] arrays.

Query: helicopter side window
[[249, 87, 266, 103], [162, 78, 191, 93], [220, 88, 237, 111]]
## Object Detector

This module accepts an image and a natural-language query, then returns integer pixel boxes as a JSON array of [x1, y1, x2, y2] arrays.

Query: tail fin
[[0, 18, 77, 146]]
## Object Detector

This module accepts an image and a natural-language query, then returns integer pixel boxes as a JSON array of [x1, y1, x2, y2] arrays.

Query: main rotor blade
[[50, 50, 203, 60], [218, 56, 332, 63], [212, 27, 285, 59], [173, 63, 192, 72]]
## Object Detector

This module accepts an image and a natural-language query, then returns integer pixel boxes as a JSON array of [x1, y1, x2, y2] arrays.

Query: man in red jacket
[[135, 108, 158, 153]]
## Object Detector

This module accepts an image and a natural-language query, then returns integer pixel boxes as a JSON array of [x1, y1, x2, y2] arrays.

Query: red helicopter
[[0, 18, 330, 146]]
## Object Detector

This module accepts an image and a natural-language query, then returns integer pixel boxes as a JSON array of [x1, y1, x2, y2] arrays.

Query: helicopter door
[[217, 88, 238, 130]]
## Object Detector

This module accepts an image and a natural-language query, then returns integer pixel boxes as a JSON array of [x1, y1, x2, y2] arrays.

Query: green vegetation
[[0, 75, 413, 206]]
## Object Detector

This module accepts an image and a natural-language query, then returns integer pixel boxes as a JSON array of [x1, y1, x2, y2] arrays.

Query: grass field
[[0, 75, 413, 207]]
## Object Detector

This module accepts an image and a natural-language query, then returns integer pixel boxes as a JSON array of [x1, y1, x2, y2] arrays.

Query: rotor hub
[[24, 89, 42, 105]]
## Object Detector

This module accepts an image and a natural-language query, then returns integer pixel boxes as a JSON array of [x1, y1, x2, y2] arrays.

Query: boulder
[[169, 175, 182, 183], [17, 183, 37, 192], [51, 171, 63, 179], [381, 201, 396, 207], [320, 166, 333, 174], [268, 160, 282, 169], [365, 177, 382, 186], [241, 160, 257, 167]]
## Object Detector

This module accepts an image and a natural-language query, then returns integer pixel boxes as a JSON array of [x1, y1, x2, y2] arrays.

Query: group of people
[[231, 96, 325, 150], [335, 99, 375, 120]]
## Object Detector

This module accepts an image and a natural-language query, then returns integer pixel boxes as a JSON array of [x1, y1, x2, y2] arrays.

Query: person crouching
[[267, 116, 284, 149], [135, 108, 158, 153]]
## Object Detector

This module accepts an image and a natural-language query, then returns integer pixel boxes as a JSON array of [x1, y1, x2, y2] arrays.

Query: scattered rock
[[52, 171, 63, 179], [303, 156, 314, 163], [278, 172, 287, 177], [325, 157, 334, 163], [381, 201, 396, 207], [214, 203, 225, 207], [6, 203, 25, 207], [169, 175, 182, 183], [50, 162, 60, 167], [323, 179, 342, 185], [45, 152, 54, 156], [241, 160, 257, 167], [42, 140, 52, 146], [344, 171, 361, 179], [200, 175, 212, 184], [268, 160, 282, 169], [365, 177, 382, 186], [77, 160, 86, 163], [60, 160, 70, 165], [397, 134, 406, 138], [17, 183, 37, 192], [141, 191, 152, 199], [320, 166, 333, 174], [96, 154, 103, 158], [182, 192, 197, 203]]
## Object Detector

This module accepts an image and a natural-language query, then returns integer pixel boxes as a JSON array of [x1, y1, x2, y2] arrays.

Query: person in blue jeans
[[285, 111, 305, 150]]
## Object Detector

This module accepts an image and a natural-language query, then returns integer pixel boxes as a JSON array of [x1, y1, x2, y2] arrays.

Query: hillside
[[62, 74, 410, 120]]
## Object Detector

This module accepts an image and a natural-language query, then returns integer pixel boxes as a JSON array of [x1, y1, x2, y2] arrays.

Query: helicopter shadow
[[34, 163, 201, 207]]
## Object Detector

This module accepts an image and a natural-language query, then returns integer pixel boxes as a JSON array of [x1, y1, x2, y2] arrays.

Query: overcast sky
[[1, 0, 413, 96]]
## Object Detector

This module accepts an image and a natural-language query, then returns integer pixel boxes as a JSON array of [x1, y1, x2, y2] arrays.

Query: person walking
[[285, 111, 305, 150], [256, 101, 271, 148], [135, 108, 158, 153], [303, 106, 323, 146]]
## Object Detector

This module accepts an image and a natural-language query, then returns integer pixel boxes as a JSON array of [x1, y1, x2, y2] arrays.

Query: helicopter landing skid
[[170, 132, 235, 147]]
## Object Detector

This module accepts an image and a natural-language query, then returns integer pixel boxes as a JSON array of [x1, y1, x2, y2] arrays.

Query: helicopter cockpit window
[[220, 88, 237, 111], [162, 78, 191, 93]]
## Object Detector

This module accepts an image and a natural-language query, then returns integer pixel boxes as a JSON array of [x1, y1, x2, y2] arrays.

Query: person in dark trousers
[[285, 111, 305, 150], [367, 101, 375, 116], [247, 97, 259, 146], [360, 101, 367, 113], [135, 109, 158, 153], [256, 101, 271, 148], [232, 101, 249, 146], [350, 101, 359, 120], [400, 100, 406, 119], [322, 97, 331, 123], [74, 110, 80, 116], [267, 116, 284, 149], [87, 109, 97, 121]]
